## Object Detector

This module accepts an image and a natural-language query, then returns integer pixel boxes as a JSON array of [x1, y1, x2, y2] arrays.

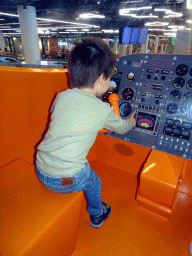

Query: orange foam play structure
[[0, 66, 84, 256], [0, 65, 192, 256], [136, 150, 185, 219]]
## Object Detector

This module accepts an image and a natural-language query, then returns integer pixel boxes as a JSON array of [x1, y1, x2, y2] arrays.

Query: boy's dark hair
[[67, 38, 117, 89]]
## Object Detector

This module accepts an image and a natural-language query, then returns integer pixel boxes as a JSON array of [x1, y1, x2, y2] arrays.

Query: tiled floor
[[73, 160, 192, 256]]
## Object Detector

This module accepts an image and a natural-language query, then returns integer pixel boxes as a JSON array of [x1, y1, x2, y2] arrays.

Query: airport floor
[[73, 159, 192, 256]]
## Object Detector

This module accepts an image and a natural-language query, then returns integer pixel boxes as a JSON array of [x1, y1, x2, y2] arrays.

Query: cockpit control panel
[[102, 54, 192, 160]]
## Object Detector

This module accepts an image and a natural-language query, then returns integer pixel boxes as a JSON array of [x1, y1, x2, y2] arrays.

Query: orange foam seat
[[0, 159, 84, 256]]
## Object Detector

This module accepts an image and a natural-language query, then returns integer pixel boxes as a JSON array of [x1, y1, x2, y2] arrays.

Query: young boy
[[36, 38, 136, 228]]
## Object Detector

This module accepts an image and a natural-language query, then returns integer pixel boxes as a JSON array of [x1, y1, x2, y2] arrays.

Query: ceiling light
[[163, 32, 177, 37], [3, 32, 20, 35], [168, 25, 185, 29], [145, 22, 169, 26], [0, 26, 11, 28], [89, 31, 102, 33], [154, 8, 182, 18], [66, 29, 78, 31], [153, 29, 173, 32], [0, 12, 18, 17], [164, 12, 182, 18], [0, 28, 17, 30], [119, 6, 152, 16], [0, 11, 100, 29], [2, 23, 19, 25], [135, 14, 158, 18], [154, 8, 172, 12], [79, 13, 105, 19], [102, 29, 114, 33], [37, 18, 100, 28], [102, 29, 119, 33]]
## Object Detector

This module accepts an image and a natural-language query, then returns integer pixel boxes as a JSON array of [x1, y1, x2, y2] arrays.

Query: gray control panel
[[102, 54, 192, 160]]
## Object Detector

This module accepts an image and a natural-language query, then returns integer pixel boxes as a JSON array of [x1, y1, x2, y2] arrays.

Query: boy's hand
[[129, 111, 137, 127]]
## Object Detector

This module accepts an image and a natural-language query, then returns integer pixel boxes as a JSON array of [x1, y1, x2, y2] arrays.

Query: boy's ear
[[99, 73, 104, 85]]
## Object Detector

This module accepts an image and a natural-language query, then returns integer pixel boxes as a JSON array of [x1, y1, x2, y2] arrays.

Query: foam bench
[[0, 159, 83, 256], [0, 66, 84, 255]]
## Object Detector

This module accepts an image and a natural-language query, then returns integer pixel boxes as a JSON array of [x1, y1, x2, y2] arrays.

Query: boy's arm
[[103, 108, 136, 135]]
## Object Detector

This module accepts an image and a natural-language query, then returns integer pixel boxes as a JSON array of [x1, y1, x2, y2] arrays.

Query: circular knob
[[99, 93, 120, 133]]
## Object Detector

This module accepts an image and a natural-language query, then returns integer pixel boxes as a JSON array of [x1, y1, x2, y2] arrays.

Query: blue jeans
[[190, 241, 192, 256], [36, 163, 103, 217]]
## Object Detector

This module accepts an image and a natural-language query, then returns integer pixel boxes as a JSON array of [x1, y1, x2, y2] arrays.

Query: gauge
[[172, 77, 185, 89], [175, 64, 188, 76], [127, 72, 135, 81], [186, 79, 192, 90], [136, 111, 156, 131], [122, 88, 134, 101], [119, 102, 132, 117], [169, 90, 182, 101], [183, 92, 192, 103], [109, 77, 120, 94], [110, 80, 117, 89], [166, 103, 178, 114], [180, 103, 192, 117], [112, 67, 118, 76]]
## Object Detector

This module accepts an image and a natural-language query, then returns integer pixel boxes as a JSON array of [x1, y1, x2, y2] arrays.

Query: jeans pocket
[[46, 183, 76, 193]]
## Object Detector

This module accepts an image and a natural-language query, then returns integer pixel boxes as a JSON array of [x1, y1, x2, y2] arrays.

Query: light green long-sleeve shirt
[[36, 88, 134, 177]]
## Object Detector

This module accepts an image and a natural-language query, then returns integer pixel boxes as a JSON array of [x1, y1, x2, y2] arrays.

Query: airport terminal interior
[[0, 0, 192, 255]]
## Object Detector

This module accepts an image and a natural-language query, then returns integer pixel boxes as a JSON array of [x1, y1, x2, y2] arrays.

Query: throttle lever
[[99, 93, 120, 133]]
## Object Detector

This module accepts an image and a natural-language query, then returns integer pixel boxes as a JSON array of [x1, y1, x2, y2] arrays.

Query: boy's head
[[67, 38, 117, 91]]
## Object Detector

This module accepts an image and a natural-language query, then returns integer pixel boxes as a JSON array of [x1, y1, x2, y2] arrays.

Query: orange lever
[[99, 93, 120, 133]]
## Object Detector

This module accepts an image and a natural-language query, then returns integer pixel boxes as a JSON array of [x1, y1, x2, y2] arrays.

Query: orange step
[[136, 150, 185, 219]]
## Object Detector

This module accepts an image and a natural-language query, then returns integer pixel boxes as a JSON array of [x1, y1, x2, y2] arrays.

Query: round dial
[[186, 79, 192, 90], [112, 67, 118, 76], [119, 102, 132, 117], [169, 90, 182, 101], [172, 77, 185, 89], [127, 72, 135, 81], [183, 92, 192, 103], [122, 88, 134, 101], [166, 103, 178, 114], [175, 64, 188, 76]]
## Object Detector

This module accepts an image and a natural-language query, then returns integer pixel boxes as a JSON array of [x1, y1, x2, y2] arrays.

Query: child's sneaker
[[90, 201, 111, 228]]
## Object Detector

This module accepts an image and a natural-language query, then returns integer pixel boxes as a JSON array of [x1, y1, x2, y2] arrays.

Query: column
[[154, 35, 160, 53], [141, 34, 150, 53], [129, 44, 133, 54], [160, 43, 164, 53], [104, 38, 109, 45], [17, 5, 41, 65], [119, 44, 127, 57], [164, 44, 168, 54], [0, 31, 5, 51], [113, 37, 118, 54]]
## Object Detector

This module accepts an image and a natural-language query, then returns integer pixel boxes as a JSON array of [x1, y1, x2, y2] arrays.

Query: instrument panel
[[102, 53, 192, 160]]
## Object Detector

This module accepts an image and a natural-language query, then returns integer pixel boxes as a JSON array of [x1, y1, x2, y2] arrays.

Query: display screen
[[136, 111, 157, 131], [138, 28, 148, 44], [130, 28, 140, 44], [122, 28, 132, 44]]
